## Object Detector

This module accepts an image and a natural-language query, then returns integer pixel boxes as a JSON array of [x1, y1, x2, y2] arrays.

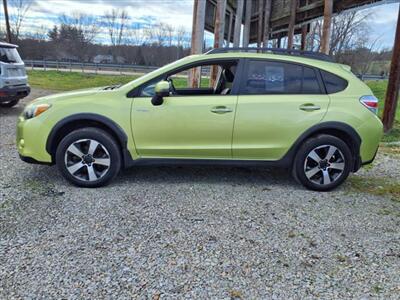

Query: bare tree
[[165, 23, 174, 46], [9, 0, 32, 40], [176, 26, 187, 48], [103, 8, 129, 46], [312, 10, 372, 55], [125, 25, 147, 45], [59, 12, 99, 43]]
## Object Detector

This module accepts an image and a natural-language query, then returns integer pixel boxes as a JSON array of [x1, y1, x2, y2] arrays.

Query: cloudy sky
[[1, 0, 399, 48]]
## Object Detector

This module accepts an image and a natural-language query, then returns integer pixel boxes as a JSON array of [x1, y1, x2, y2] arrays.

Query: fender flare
[[46, 113, 131, 165]]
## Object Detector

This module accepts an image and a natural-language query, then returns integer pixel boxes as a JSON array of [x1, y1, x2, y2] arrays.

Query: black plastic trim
[[0, 84, 30, 101], [19, 154, 53, 165], [46, 113, 133, 166], [123, 121, 362, 170]]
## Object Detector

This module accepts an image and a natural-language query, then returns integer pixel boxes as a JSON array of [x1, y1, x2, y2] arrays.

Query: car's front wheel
[[56, 127, 121, 187], [293, 135, 353, 191]]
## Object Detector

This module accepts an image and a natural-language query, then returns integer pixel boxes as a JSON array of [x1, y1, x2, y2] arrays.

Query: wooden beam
[[211, 0, 226, 87], [287, 0, 297, 49], [189, 0, 206, 88], [382, 5, 400, 132], [257, 0, 264, 47], [320, 0, 333, 54], [263, 0, 272, 47], [2, 0, 12, 43], [243, 0, 252, 47], [227, 10, 233, 46], [233, 0, 244, 47], [300, 24, 308, 50]]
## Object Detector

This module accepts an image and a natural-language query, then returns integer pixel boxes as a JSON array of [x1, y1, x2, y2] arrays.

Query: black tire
[[292, 134, 353, 191], [55, 127, 121, 187], [0, 98, 20, 108]]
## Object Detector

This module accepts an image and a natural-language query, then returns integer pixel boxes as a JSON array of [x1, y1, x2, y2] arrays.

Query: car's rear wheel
[[0, 97, 20, 108], [56, 127, 121, 187], [293, 135, 353, 191]]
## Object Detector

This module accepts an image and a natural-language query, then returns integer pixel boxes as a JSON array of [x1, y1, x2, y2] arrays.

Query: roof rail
[[205, 47, 335, 63]]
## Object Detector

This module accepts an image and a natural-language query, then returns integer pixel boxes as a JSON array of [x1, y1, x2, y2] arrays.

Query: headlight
[[24, 103, 51, 119]]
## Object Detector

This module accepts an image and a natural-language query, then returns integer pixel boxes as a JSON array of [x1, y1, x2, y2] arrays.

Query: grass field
[[27, 70, 399, 141]]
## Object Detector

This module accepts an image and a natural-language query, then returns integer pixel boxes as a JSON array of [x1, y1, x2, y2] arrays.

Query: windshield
[[0, 47, 22, 64]]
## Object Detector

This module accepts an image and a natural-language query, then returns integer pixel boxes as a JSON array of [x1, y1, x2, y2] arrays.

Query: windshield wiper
[[103, 84, 122, 90]]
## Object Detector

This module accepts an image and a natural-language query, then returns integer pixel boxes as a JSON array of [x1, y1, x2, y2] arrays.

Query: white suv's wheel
[[293, 135, 353, 191], [56, 127, 121, 187]]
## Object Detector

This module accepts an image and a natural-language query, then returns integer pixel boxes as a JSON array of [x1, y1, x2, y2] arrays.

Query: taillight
[[360, 95, 379, 115]]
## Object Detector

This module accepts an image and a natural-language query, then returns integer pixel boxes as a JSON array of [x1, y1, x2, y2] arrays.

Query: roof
[[0, 41, 18, 49]]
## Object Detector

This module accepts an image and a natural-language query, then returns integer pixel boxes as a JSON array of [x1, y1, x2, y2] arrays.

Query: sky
[[1, 0, 399, 48]]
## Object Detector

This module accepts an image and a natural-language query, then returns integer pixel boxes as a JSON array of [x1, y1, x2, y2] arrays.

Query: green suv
[[17, 48, 383, 191]]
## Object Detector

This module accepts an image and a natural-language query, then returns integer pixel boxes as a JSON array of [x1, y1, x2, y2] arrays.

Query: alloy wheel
[[303, 144, 346, 186], [64, 139, 111, 182]]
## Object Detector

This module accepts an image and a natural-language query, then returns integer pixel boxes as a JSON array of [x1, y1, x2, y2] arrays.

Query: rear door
[[233, 59, 330, 160]]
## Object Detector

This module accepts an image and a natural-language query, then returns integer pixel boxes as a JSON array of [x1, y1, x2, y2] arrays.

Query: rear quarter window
[[321, 70, 348, 94]]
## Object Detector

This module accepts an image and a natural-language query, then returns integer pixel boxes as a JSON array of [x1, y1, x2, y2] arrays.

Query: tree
[[59, 12, 99, 43], [9, 0, 32, 40], [103, 8, 129, 46]]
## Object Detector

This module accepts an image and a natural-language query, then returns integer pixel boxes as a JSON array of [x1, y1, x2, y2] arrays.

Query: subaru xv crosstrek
[[17, 48, 383, 191]]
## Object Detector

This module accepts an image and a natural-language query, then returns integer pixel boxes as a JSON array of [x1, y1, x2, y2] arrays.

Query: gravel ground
[[1, 89, 399, 299]]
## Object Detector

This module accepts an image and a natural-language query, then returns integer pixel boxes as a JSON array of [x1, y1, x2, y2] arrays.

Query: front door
[[132, 62, 239, 159]]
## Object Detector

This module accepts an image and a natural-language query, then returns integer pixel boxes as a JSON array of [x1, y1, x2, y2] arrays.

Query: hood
[[30, 86, 105, 105]]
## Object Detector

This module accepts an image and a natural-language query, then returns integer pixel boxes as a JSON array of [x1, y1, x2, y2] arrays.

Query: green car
[[17, 48, 383, 191]]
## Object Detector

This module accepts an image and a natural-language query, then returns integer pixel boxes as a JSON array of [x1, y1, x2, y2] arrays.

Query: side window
[[139, 78, 163, 97], [242, 60, 322, 95], [303, 67, 321, 94], [320, 70, 348, 94]]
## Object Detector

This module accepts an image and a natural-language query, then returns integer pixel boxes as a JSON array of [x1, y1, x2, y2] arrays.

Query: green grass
[[347, 176, 400, 202], [27, 70, 138, 91], [27, 70, 208, 91], [366, 80, 400, 142]]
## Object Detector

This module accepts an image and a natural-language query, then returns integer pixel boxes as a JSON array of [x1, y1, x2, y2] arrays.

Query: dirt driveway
[[1, 89, 399, 299]]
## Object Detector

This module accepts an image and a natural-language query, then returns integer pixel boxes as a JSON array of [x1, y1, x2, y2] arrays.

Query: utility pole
[[382, 5, 400, 132], [3, 0, 12, 43]]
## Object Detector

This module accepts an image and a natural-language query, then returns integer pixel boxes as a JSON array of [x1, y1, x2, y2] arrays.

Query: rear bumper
[[0, 84, 30, 102]]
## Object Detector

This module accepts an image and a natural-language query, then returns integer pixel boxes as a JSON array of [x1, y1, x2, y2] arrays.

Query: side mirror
[[151, 81, 170, 106]]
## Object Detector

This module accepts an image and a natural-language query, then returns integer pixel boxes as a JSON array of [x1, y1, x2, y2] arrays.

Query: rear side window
[[242, 60, 322, 95], [320, 70, 348, 94]]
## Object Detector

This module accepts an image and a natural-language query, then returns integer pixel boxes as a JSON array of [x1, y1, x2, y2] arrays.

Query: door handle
[[299, 104, 321, 111], [211, 106, 233, 114]]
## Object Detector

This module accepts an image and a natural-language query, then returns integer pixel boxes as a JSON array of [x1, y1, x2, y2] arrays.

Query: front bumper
[[0, 84, 30, 102], [17, 115, 53, 164]]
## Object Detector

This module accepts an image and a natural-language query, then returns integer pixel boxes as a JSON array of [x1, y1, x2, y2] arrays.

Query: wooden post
[[211, 0, 226, 87], [287, 0, 297, 49], [301, 24, 308, 50], [214, 0, 226, 48], [233, 0, 244, 47], [320, 0, 333, 54], [263, 0, 272, 47], [382, 6, 400, 133], [257, 0, 264, 47], [243, 0, 252, 47], [189, 0, 206, 88], [2, 0, 12, 43], [227, 10, 233, 46]]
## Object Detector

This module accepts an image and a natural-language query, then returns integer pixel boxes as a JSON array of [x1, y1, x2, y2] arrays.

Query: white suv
[[0, 41, 30, 107]]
